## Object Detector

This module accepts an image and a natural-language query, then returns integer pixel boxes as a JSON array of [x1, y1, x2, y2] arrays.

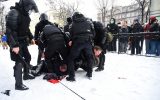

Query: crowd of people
[[3, 0, 160, 91], [106, 17, 160, 56]]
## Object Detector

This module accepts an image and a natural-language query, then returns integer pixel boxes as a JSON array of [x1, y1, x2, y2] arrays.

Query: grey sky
[[2, 0, 133, 20]]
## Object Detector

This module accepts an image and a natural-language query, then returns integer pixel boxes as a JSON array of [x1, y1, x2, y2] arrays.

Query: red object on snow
[[48, 79, 60, 84], [48, 76, 66, 84]]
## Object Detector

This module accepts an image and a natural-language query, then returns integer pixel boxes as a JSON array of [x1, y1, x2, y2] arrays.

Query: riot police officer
[[93, 21, 107, 71], [41, 24, 68, 73], [6, 0, 38, 90], [66, 12, 95, 81], [34, 13, 53, 64]]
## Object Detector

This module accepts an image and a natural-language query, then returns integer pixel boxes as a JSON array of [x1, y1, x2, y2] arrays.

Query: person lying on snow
[[74, 46, 103, 72], [31, 46, 103, 80]]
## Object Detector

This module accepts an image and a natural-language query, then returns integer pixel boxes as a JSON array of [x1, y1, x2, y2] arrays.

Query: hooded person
[[5, 0, 39, 90], [106, 18, 119, 52], [144, 16, 160, 55]]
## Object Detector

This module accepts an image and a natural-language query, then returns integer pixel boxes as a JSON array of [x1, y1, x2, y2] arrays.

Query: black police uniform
[[64, 17, 72, 33], [5, 0, 38, 90], [34, 13, 53, 64], [93, 21, 107, 71], [41, 24, 68, 73], [66, 12, 95, 81]]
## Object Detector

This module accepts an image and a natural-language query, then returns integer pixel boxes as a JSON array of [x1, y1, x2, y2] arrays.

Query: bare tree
[[46, 0, 79, 25], [135, 0, 149, 24], [110, 0, 115, 19], [95, 0, 109, 26]]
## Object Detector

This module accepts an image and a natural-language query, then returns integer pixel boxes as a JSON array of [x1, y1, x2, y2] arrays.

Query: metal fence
[[111, 32, 160, 57]]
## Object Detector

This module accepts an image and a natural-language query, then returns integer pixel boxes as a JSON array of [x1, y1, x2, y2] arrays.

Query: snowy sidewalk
[[0, 45, 160, 100]]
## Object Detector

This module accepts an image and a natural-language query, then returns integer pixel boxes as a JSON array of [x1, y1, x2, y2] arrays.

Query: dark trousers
[[67, 41, 93, 78], [37, 48, 43, 64], [108, 37, 117, 51], [11, 44, 31, 86], [37, 42, 44, 64], [97, 52, 105, 69], [14, 61, 23, 86], [45, 42, 67, 73], [131, 38, 142, 54]]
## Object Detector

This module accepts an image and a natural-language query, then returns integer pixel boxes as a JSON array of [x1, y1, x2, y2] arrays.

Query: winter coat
[[5, 3, 33, 61], [132, 23, 143, 33], [41, 24, 65, 49], [69, 15, 95, 42], [119, 26, 131, 42], [93, 21, 106, 50], [34, 20, 53, 41], [106, 18, 119, 34], [144, 16, 159, 40], [6, 3, 33, 48]]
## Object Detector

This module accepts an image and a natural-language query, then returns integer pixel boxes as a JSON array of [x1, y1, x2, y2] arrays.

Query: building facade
[[150, 0, 160, 21], [97, 3, 149, 26]]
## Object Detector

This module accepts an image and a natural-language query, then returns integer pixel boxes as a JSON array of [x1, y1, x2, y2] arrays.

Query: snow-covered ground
[[0, 45, 160, 100]]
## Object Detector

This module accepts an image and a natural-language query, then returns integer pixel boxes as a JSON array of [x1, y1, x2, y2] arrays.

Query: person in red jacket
[[144, 16, 159, 56]]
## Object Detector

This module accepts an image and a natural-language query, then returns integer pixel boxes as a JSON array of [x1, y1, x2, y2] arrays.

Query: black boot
[[86, 73, 92, 80], [15, 84, 29, 90], [23, 73, 35, 80], [66, 76, 75, 82], [23, 63, 35, 80], [95, 67, 104, 72]]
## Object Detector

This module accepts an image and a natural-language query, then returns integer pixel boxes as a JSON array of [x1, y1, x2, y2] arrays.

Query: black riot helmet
[[39, 13, 48, 21], [72, 12, 84, 20], [19, 0, 39, 13]]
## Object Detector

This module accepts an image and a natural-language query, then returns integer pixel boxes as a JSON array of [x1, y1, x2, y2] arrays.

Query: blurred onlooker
[[144, 16, 159, 56], [1, 34, 8, 49], [106, 18, 119, 52], [130, 18, 144, 55], [118, 20, 131, 53]]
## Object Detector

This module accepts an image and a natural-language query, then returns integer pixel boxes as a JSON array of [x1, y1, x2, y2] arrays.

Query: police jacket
[[6, 3, 33, 48], [69, 17, 95, 42], [93, 21, 106, 48], [41, 24, 65, 46], [34, 20, 53, 41]]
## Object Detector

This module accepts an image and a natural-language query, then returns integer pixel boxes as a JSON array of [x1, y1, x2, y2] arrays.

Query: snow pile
[[0, 45, 160, 100]]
